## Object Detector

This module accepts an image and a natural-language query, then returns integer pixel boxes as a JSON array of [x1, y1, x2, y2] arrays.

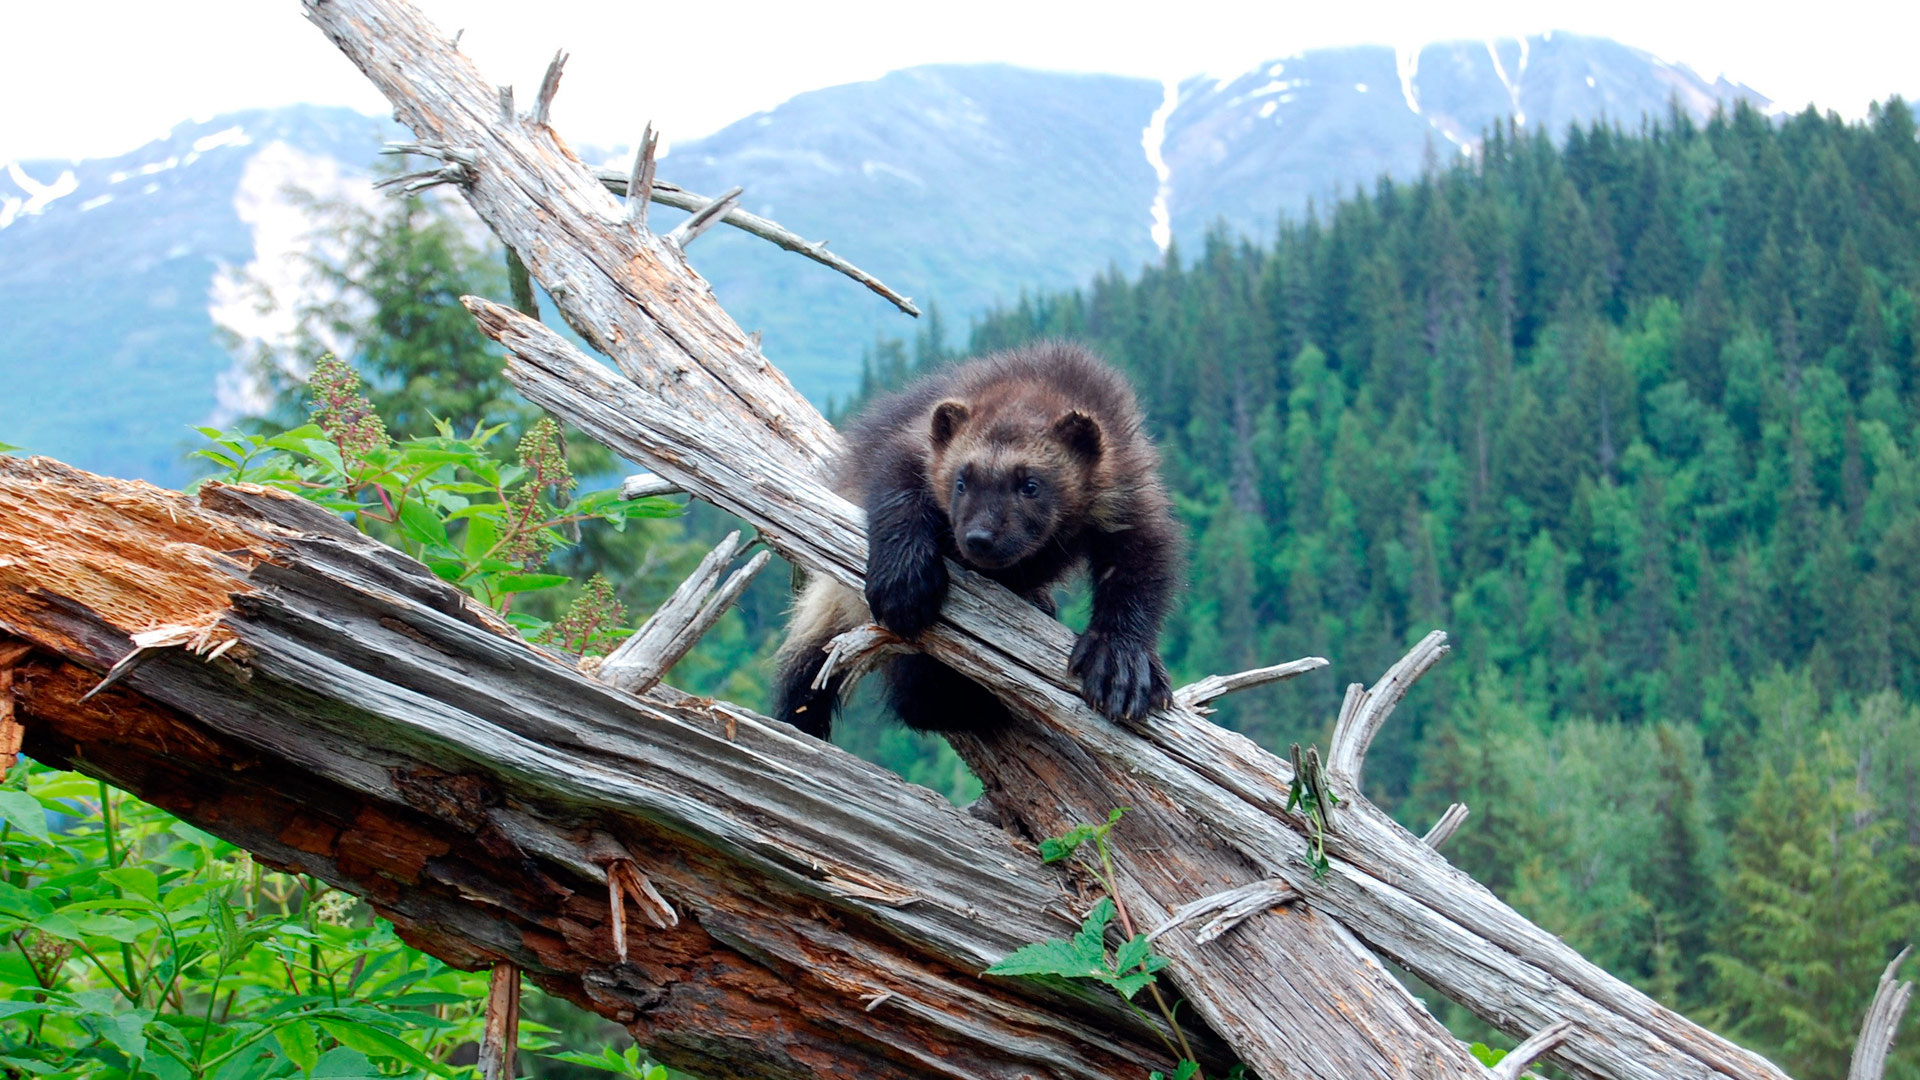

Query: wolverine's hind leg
[[881, 584, 1053, 735], [883, 654, 1015, 735], [772, 578, 867, 739], [773, 642, 843, 739]]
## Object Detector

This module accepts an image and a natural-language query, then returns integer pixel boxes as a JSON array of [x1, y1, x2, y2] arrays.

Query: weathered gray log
[[595, 530, 769, 694], [0, 455, 1211, 1080], [1851, 947, 1914, 1080], [314, 0, 1484, 1062]]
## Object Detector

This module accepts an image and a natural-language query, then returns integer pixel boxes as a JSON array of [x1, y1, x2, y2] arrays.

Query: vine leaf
[[986, 898, 1116, 981]]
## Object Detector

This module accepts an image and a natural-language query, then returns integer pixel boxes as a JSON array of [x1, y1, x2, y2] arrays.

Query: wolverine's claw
[[1071, 631, 1168, 722]]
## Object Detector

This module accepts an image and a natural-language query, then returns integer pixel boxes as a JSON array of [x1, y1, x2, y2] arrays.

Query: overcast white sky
[[5, 0, 1918, 164]]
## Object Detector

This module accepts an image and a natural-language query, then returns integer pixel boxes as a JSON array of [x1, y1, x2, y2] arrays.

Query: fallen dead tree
[[0, 457, 1216, 1079], [0, 0, 1904, 1077]]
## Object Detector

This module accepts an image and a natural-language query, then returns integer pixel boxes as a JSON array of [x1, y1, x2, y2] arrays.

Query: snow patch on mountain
[[1142, 78, 1180, 252], [207, 141, 367, 423], [192, 126, 252, 154], [860, 160, 925, 187], [1485, 38, 1527, 126], [3, 162, 79, 227], [1396, 45, 1423, 115]]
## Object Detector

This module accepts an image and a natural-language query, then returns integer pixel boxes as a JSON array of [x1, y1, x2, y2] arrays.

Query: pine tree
[[1708, 734, 1919, 1079]]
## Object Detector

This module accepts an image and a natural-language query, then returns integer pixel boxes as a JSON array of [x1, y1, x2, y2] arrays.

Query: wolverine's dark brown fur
[[774, 342, 1181, 739]]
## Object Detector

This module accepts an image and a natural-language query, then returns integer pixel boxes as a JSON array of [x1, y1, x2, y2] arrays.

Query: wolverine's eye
[[1021, 478, 1041, 498], [954, 476, 967, 494]]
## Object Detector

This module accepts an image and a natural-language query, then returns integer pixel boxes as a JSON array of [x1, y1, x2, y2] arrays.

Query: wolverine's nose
[[963, 529, 996, 557]]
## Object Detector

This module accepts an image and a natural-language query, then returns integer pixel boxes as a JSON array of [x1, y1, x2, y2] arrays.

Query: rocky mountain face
[[0, 34, 1767, 484]]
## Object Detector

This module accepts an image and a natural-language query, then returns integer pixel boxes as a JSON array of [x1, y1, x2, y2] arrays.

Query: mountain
[[0, 106, 401, 483], [1158, 35, 1769, 241], [0, 34, 1768, 486]]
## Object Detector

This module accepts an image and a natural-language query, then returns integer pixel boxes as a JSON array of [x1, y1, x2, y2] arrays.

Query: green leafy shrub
[[1, 760, 517, 1078], [191, 356, 675, 645]]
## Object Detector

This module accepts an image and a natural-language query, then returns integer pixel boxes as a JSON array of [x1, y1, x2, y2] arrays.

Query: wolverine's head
[[925, 396, 1103, 570]]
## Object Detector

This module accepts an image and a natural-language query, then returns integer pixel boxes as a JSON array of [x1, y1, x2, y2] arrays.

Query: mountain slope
[[1159, 33, 1769, 244], [0, 35, 1768, 485], [0, 106, 397, 481], [646, 63, 1165, 395]]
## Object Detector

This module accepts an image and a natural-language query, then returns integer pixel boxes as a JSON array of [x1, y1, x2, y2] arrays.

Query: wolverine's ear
[[1052, 410, 1103, 460], [930, 400, 970, 447]]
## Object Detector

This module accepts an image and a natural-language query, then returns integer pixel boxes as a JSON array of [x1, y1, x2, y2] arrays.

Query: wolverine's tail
[[772, 577, 867, 738]]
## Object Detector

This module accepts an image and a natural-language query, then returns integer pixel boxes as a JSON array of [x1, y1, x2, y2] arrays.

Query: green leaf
[[1106, 970, 1156, 999], [315, 1018, 439, 1074], [395, 498, 453, 554], [263, 426, 327, 453], [496, 573, 571, 594], [423, 556, 468, 583], [98, 1008, 153, 1063], [1113, 933, 1161, 975], [311, 1046, 380, 1079], [1149, 1062, 1200, 1080], [1072, 898, 1116, 962], [102, 866, 160, 902], [0, 790, 51, 843], [275, 1021, 319, 1075], [1039, 824, 1098, 864], [300, 439, 347, 476], [1470, 1042, 1508, 1066], [983, 938, 1108, 981]]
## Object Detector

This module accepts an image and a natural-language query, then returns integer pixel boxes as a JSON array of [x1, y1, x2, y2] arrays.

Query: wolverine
[[773, 342, 1181, 738]]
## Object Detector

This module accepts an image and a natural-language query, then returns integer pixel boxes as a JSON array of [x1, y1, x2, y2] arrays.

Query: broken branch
[[477, 963, 521, 1080], [1850, 946, 1914, 1080], [1327, 630, 1450, 788], [596, 531, 769, 695], [625, 123, 659, 229], [1147, 880, 1297, 945], [1422, 803, 1470, 851], [812, 624, 907, 692], [664, 185, 744, 250], [1175, 657, 1328, 711], [619, 472, 683, 500], [531, 48, 567, 127], [1489, 1019, 1576, 1080], [596, 167, 919, 316]]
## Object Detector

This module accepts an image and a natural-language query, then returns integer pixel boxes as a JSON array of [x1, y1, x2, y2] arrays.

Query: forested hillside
[[867, 98, 1920, 1067]]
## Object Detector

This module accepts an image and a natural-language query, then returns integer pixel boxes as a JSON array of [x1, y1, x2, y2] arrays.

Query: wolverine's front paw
[[865, 554, 949, 639], [1069, 631, 1172, 722]]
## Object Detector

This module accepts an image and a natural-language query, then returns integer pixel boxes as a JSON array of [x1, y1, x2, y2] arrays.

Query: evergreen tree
[[1708, 734, 1918, 1079]]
